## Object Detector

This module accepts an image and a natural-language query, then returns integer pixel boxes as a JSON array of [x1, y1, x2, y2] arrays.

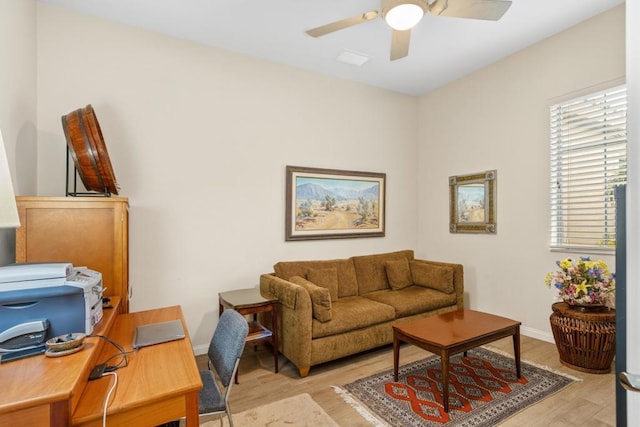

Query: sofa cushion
[[351, 250, 415, 295], [306, 267, 339, 301], [363, 286, 458, 317], [410, 261, 455, 294], [273, 259, 358, 297], [384, 258, 412, 290], [289, 276, 332, 322], [310, 296, 396, 339]]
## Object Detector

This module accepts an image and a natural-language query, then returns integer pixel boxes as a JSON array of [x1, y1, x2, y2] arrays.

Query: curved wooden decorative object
[[61, 104, 119, 195]]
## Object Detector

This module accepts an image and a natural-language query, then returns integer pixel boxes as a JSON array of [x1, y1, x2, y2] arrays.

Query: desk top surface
[[71, 305, 202, 424]]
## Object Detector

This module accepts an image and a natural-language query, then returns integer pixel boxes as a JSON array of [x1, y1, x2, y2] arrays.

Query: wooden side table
[[218, 288, 279, 383], [550, 302, 616, 374]]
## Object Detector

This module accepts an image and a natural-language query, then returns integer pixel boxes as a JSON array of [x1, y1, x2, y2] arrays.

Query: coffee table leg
[[441, 350, 450, 413], [513, 326, 521, 378], [393, 334, 400, 382]]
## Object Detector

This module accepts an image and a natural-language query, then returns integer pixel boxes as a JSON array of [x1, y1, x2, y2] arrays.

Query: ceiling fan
[[306, 0, 512, 61]]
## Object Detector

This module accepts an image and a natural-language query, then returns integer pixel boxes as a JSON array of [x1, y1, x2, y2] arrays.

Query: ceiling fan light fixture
[[383, 0, 427, 31]]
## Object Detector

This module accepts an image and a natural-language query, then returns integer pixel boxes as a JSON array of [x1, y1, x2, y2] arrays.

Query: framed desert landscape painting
[[285, 166, 386, 241], [449, 170, 497, 234]]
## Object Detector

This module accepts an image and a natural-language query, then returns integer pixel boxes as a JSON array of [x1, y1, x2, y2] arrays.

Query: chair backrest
[[208, 309, 249, 387]]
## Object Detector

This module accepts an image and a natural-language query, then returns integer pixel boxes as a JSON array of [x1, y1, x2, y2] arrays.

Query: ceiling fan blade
[[390, 29, 411, 61], [306, 11, 379, 37], [429, 0, 512, 21]]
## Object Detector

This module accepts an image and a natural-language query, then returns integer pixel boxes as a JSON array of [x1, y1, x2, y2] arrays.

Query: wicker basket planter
[[549, 302, 616, 374]]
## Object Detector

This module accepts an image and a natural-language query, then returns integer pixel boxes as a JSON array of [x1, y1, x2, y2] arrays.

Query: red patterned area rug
[[334, 347, 578, 426]]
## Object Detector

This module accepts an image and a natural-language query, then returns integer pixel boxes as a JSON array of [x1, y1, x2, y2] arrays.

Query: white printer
[[0, 263, 103, 353]]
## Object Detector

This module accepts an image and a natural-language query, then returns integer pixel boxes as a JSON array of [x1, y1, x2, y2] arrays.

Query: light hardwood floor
[[197, 335, 616, 426]]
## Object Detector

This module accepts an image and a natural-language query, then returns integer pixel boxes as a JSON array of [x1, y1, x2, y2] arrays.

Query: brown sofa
[[259, 250, 464, 377]]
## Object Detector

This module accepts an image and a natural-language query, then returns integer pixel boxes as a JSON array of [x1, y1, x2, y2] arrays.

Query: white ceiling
[[38, 0, 624, 96]]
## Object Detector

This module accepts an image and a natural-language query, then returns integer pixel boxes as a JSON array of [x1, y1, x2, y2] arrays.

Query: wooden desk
[[0, 301, 202, 426], [72, 305, 202, 426], [0, 298, 121, 427]]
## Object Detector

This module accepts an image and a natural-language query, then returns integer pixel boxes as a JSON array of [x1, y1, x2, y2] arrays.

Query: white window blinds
[[550, 85, 627, 252]]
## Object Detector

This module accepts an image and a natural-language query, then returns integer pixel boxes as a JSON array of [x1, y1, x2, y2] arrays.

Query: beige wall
[[9, 2, 626, 351], [1, 3, 635, 419], [36, 3, 419, 350], [417, 5, 625, 340], [0, 0, 37, 266]]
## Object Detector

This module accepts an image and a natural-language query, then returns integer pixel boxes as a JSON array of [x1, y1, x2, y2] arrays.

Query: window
[[550, 85, 627, 252]]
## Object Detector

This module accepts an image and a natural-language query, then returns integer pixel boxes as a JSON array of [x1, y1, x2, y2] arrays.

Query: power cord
[[101, 372, 118, 427], [87, 334, 132, 373], [84, 333, 128, 426]]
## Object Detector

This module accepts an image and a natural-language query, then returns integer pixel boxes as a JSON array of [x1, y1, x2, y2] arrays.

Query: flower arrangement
[[545, 257, 616, 306]]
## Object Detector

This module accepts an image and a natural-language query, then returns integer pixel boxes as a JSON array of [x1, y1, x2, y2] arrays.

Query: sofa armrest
[[259, 273, 313, 375], [413, 259, 464, 309], [260, 273, 299, 309]]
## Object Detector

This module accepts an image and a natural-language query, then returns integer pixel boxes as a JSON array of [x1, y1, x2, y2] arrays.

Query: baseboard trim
[[191, 326, 556, 356], [193, 343, 209, 356], [521, 325, 554, 343]]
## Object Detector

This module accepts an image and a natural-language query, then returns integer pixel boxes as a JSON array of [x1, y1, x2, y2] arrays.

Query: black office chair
[[199, 309, 249, 427]]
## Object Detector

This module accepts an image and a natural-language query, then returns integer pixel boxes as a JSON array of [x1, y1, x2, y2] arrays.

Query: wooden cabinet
[[15, 196, 129, 313]]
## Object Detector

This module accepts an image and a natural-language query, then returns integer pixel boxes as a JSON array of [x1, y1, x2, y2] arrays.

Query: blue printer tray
[[0, 285, 86, 342]]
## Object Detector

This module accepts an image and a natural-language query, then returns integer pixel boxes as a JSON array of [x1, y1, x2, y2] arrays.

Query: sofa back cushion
[[351, 250, 415, 295], [306, 267, 339, 301], [273, 258, 358, 298], [384, 258, 413, 290], [410, 260, 455, 294]]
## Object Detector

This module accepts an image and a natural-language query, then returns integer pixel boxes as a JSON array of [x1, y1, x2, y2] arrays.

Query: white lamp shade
[[0, 129, 20, 228], [384, 3, 425, 30]]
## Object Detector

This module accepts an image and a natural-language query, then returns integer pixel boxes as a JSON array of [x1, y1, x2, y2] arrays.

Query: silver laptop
[[133, 319, 185, 349]]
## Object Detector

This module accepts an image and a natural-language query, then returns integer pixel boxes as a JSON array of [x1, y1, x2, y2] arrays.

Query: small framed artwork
[[285, 165, 386, 241], [449, 170, 497, 234]]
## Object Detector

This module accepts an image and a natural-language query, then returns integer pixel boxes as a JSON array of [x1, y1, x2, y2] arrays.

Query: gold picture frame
[[449, 170, 497, 234], [285, 165, 386, 241]]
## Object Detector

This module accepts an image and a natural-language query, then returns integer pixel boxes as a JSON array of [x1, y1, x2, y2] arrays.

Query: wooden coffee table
[[393, 309, 521, 413]]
